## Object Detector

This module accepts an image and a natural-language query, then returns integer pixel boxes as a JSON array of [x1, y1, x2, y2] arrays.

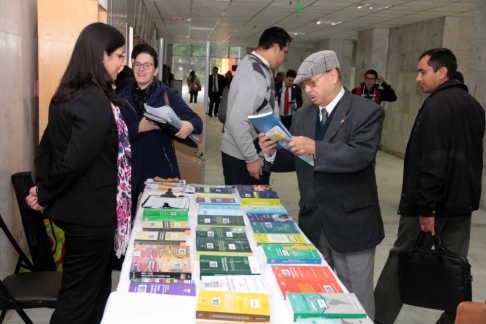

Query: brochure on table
[[102, 185, 371, 324]]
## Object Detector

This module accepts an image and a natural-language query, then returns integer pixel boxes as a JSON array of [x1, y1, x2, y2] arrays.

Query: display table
[[101, 185, 372, 323]]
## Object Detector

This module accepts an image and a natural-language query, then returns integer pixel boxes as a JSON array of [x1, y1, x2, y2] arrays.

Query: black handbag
[[397, 231, 473, 312]]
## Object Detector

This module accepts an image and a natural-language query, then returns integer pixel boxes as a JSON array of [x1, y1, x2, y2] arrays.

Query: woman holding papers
[[119, 44, 202, 217], [25, 23, 130, 323]]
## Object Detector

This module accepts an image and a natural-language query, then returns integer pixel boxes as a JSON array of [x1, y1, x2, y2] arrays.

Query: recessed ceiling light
[[190, 27, 213, 31], [162, 17, 191, 21], [318, 20, 342, 26], [317, 21, 322, 25]]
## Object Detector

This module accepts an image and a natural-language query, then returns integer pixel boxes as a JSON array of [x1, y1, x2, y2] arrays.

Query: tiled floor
[[7, 114, 486, 324]]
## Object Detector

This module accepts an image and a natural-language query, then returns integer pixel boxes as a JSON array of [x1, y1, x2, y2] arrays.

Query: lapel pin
[[341, 119, 345, 123]]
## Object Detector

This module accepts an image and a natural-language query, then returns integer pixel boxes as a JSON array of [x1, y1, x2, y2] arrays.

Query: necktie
[[321, 107, 329, 126], [283, 87, 290, 116]]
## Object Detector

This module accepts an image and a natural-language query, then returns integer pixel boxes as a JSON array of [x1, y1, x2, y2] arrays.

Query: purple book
[[128, 282, 196, 296]]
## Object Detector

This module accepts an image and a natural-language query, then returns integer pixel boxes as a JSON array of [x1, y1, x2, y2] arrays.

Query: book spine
[[143, 209, 188, 217], [267, 258, 321, 265], [195, 310, 270, 322], [130, 272, 192, 280]]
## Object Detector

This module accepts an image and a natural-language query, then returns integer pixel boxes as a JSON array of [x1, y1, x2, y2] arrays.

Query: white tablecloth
[[102, 185, 371, 323]]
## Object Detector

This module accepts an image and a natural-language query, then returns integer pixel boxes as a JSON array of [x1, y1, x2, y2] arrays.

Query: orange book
[[271, 265, 344, 299]]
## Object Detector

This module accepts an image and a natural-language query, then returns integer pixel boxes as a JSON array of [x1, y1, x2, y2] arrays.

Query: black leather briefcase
[[397, 232, 473, 313]]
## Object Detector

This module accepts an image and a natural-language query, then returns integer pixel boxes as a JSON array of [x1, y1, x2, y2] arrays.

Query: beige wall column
[[0, 0, 39, 279], [468, 0, 486, 207], [354, 28, 390, 89]]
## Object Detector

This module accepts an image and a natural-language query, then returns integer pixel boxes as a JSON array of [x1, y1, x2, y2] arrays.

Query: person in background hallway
[[208, 66, 226, 117], [352, 69, 397, 104], [274, 71, 285, 85], [187, 70, 201, 103], [374, 48, 485, 324], [221, 26, 291, 186], [218, 71, 234, 126], [26, 22, 130, 323], [168, 66, 174, 87], [119, 44, 202, 221], [162, 64, 169, 86], [259, 50, 384, 320], [276, 69, 303, 130]]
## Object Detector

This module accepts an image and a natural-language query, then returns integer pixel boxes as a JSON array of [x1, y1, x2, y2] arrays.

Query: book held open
[[248, 112, 314, 166]]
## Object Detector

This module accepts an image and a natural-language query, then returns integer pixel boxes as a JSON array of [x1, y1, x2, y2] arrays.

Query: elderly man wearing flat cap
[[259, 50, 385, 320]]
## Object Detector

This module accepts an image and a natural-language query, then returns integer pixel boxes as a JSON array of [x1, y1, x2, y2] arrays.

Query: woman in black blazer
[[26, 23, 129, 324]]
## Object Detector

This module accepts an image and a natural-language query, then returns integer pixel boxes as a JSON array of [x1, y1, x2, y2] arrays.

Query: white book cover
[[200, 275, 269, 294]]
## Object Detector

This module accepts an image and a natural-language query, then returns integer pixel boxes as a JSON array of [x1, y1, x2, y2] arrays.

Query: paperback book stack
[[144, 177, 186, 194], [128, 187, 195, 297], [241, 192, 307, 245], [194, 186, 251, 261], [194, 185, 271, 323]]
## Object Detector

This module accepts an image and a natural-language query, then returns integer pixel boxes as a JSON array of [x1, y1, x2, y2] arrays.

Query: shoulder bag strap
[[163, 90, 170, 106]]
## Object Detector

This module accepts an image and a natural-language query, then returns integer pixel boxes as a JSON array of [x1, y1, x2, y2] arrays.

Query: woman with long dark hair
[[119, 44, 202, 218], [26, 22, 130, 323], [187, 70, 201, 103]]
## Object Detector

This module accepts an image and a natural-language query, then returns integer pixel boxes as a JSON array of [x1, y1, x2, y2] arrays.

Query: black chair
[[0, 212, 62, 324]]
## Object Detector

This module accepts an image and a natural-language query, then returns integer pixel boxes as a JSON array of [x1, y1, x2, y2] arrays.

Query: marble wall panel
[[0, 0, 38, 281]]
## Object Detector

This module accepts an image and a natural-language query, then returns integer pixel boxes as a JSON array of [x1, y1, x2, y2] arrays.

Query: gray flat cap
[[294, 50, 340, 85]]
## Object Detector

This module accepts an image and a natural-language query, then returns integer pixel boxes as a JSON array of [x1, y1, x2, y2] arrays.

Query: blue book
[[244, 205, 288, 214], [250, 221, 300, 234], [198, 205, 243, 216], [238, 191, 279, 199], [248, 111, 314, 166]]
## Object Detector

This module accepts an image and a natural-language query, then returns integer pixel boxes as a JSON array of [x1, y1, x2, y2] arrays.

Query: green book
[[286, 293, 367, 321], [262, 244, 322, 264], [195, 239, 252, 260], [197, 215, 245, 227], [142, 208, 189, 221], [199, 255, 260, 277], [196, 226, 248, 240], [250, 222, 300, 234]]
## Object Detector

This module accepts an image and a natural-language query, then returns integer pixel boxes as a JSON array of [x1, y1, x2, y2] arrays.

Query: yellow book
[[239, 198, 281, 206], [254, 233, 307, 245], [196, 291, 270, 322]]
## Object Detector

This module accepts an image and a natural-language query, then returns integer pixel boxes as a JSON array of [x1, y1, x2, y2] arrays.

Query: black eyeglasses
[[133, 62, 155, 70]]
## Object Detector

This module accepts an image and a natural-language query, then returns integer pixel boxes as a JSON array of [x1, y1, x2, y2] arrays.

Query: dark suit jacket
[[275, 82, 303, 112], [271, 89, 385, 253], [208, 73, 226, 96], [35, 85, 118, 226]]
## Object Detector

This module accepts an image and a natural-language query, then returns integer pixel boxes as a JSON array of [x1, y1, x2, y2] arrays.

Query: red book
[[271, 265, 344, 299]]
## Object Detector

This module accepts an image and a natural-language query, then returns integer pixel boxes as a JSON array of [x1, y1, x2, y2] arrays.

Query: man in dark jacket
[[208, 67, 226, 117], [352, 69, 397, 105], [374, 48, 485, 324]]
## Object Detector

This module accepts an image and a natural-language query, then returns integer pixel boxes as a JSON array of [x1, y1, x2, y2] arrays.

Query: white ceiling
[[144, 0, 478, 47]]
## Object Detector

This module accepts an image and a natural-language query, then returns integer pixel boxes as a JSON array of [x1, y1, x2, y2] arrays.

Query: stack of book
[[194, 185, 271, 323], [195, 190, 252, 260], [243, 204, 307, 245], [128, 186, 195, 297]]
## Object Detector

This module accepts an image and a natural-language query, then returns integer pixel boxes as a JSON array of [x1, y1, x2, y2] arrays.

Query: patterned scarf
[[110, 103, 132, 258], [132, 79, 157, 117]]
